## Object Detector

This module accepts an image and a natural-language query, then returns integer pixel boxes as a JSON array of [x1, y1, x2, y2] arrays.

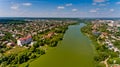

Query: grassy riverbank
[[0, 22, 78, 67], [20, 23, 79, 67], [81, 23, 107, 67], [26, 23, 95, 67], [81, 22, 120, 67]]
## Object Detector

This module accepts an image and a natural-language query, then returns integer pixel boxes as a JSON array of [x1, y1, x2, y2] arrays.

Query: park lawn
[[4, 46, 27, 56]]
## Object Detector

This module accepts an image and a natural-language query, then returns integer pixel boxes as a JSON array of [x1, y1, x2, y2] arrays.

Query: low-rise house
[[100, 32, 108, 39], [47, 32, 54, 38], [7, 42, 15, 47], [2, 41, 9, 45], [0, 32, 5, 37], [108, 43, 114, 50], [108, 21, 115, 27], [43, 32, 55, 39], [116, 24, 120, 27], [92, 30, 101, 36], [114, 48, 120, 52], [17, 35, 32, 46]]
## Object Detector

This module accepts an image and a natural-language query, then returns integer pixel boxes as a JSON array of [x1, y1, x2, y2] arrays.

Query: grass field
[[4, 46, 27, 56]]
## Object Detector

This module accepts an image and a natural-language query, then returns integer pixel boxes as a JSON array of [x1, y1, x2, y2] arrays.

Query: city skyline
[[0, 0, 120, 18]]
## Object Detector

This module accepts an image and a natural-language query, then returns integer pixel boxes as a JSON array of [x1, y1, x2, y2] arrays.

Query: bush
[[96, 63, 106, 67], [108, 58, 120, 64], [24, 63, 29, 67]]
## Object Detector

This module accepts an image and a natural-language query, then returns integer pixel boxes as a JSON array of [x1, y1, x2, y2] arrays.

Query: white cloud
[[92, 3, 97, 5], [11, 4, 19, 10], [96, 8, 100, 10], [22, 3, 32, 6], [93, 0, 106, 3], [57, 6, 65, 9], [116, 2, 120, 5], [89, 9, 97, 13], [66, 3, 72, 6], [72, 9, 78, 12], [99, 4, 107, 6], [10, 2, 32, 10], [110, 9, 114, 12]]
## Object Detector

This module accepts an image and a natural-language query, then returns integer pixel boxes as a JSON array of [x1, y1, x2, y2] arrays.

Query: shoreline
[[81, 24, 107, 67], [19, 23, 78, 67], [82, 32, 108, 67], [81, 21, 120, 67], [27, 22, 95, 67]]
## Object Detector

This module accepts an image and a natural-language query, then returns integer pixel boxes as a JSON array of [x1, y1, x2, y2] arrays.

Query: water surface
[[29, 23, 95, 67]]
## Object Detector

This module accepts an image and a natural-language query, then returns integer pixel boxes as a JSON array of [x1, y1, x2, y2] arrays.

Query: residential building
[[17, 35, 32, 46]]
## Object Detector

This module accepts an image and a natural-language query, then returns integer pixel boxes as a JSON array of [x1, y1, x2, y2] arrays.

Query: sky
[[0, 0, 120, 18]]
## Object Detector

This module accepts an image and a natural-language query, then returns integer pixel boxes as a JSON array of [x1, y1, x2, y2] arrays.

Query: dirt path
[[103, 56, 110, 67], [104, 57, 109, 67]]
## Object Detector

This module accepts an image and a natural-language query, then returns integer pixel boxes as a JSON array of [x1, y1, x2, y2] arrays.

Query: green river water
[[29, 23, 95, 67]]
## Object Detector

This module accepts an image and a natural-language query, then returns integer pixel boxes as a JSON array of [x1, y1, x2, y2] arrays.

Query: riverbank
[[82, 34, 107, 67], [81, 21, 120, 67], [27, 23, 95, 67], [0, 21, 78, 67], [19, 23, 79, 67]]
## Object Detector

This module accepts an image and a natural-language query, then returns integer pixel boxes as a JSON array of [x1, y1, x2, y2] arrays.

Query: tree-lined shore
[[0, 18, 78, 67], [81, 20, 120, 67]]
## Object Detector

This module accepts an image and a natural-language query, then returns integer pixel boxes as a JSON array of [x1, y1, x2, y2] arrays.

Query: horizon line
[[0, 17, 120, 19]]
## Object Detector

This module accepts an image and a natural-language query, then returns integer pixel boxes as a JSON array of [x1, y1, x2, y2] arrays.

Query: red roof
[[19, 35, 32, 41], [113, 65, 120, 67]]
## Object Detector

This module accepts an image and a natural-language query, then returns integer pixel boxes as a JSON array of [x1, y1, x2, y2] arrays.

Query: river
[[29, 23, 95, 67]]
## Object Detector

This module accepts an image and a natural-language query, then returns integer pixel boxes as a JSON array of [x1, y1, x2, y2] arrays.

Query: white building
[[117, 25, 120, 27], [108, 21, 115, 27], [17, 35, 32, 46]]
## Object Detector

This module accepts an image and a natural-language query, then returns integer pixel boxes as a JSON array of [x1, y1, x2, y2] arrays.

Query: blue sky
[[0, 0, 120, 18]]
